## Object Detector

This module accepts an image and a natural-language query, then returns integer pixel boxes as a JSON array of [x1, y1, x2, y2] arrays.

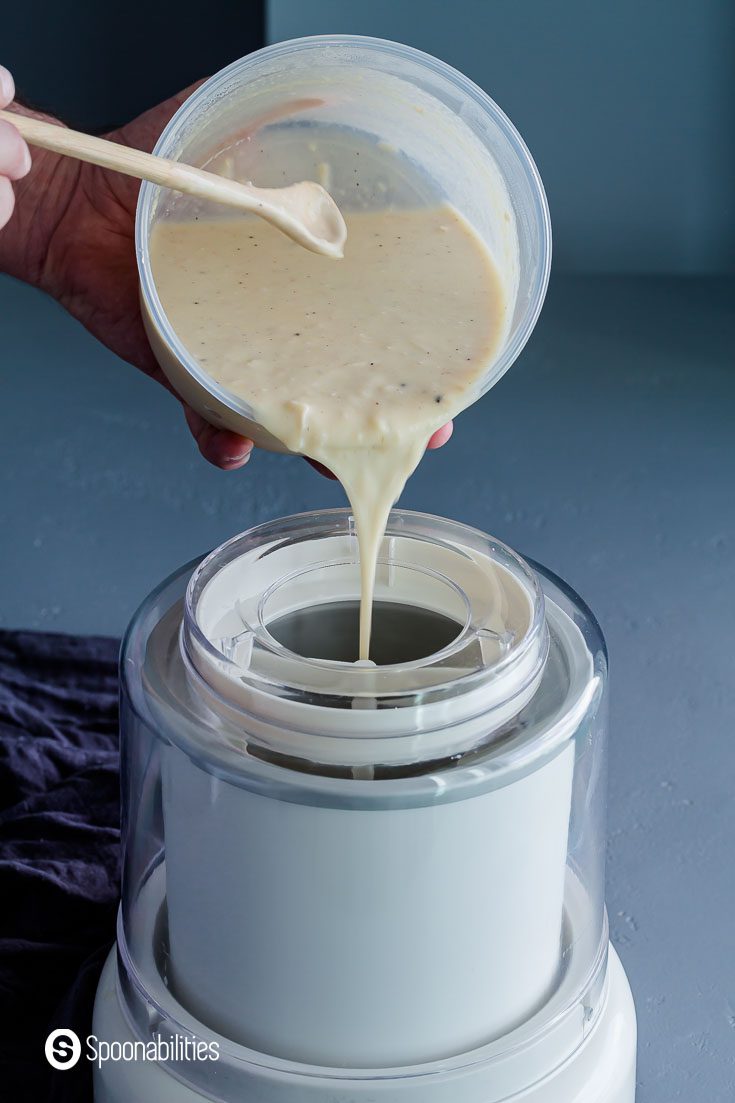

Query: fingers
[[0, 66, 31, 231], [183, 406, 254, 470], [0, 118, 31, 180], [0, 176, 14, 231], [0, 64, 15, 108], [427, 422, 453, 449], [0, 67, 31, 177]]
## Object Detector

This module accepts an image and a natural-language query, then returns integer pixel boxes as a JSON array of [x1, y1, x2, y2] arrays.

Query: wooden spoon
[[0, 109, 347, 259]]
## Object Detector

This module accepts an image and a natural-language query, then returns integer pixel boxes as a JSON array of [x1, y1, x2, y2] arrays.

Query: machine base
[[92, 943, 636, 1103]]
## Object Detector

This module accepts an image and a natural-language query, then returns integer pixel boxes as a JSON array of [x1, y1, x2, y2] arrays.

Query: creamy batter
[[151, 206, 507, 658]]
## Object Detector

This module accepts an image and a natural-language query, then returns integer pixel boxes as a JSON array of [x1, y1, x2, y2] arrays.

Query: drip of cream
[[150, 206, 507, 658]]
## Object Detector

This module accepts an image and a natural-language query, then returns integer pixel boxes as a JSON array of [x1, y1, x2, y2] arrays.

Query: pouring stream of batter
[[151, 206, 506, 658]]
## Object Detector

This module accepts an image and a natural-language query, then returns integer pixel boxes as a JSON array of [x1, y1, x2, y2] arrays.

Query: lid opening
[[267, 600, 464, 665]]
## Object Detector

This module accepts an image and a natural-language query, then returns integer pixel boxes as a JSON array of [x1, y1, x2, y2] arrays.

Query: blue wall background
[[6, 0, 733, 272], [3, 1, 264, 132], [269, 0, 735, 274], [1, 6, 734, 1100]]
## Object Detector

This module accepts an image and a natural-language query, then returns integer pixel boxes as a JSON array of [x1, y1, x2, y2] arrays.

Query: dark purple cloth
[[0, 630, 120, 1103]]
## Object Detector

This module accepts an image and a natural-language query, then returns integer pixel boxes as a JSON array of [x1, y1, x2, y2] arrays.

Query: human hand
[[0, 68, 31, 230], [0, 80, 254, 469]]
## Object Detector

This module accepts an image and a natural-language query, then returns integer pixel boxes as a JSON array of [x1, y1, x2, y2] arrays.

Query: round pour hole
[[266, 600, 463, 665]]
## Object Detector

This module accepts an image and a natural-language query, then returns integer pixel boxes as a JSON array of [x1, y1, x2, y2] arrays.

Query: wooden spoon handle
[[0, 108, 212, 194], [0, 108, 346, 257]]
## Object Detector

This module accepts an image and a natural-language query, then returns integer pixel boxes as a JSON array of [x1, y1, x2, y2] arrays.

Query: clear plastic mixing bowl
[[136, 35, 551, 451]]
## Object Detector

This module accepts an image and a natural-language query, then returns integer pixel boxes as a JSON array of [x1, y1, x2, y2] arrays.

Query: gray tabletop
[[1, 272, 733, 1100]]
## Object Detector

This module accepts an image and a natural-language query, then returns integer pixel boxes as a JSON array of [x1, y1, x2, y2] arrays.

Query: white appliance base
[[93, 944, 636, 1103]]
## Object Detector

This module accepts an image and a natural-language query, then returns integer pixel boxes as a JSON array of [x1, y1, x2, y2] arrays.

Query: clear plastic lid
[[173, 510, 549, 768]]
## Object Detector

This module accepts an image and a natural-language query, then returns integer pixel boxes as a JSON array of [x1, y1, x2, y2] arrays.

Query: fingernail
[[220, 457, 251, 472], [0, 66, 15, 106], [223, 448, 253, 466]]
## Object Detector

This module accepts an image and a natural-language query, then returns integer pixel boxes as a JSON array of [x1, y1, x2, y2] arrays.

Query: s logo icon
[[45, 1028, 81, 1070]]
